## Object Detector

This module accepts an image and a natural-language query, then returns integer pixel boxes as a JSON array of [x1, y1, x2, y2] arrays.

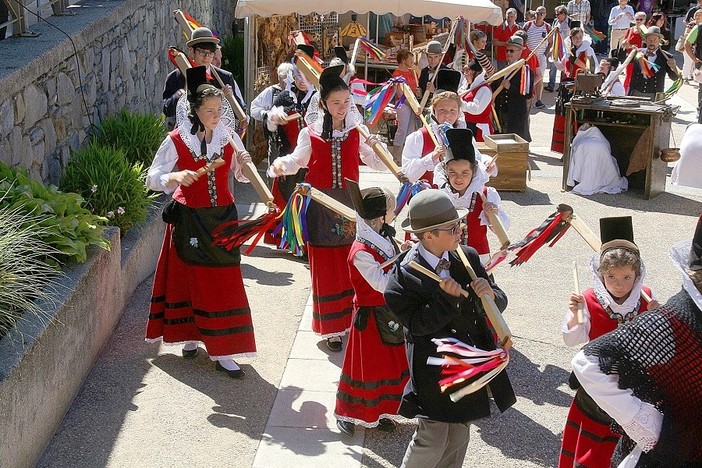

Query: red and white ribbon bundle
[[427, 337, 509, 402]]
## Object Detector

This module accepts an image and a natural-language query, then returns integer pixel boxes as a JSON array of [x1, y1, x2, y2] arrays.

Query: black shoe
[[377, 418, 396, 432], [215, 361, 245, 379], [534, 100, 545, 109], [326, 337, 343, 352], [544, 86, 554, 92], [182, 347, 198, 359], [336, 419, 355, 437]]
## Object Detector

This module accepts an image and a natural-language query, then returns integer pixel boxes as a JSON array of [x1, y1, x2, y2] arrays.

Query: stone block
[[40, 119, 57, 155], [0, 99, 13, 138], [56, 73, 75, 106], [14, 94, 25, 125], [52, 116, 68, 140], [45, 77, 57, 104], [22, 85, 48, 129]]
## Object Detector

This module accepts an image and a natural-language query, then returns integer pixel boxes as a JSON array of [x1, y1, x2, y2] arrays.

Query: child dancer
[[559, 216, 658, 468], [438, 128, 509, 266], [269, 65, 388, 351], [145, 66, 255, 379], [334, 181, 410, 437]]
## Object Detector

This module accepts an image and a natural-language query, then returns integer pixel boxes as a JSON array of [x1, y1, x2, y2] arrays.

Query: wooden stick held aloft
[[408, 261, 470, 298], [572, 261, 585, 324]]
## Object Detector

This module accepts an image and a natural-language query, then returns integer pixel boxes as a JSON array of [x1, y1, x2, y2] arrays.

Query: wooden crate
[[484, 133, 529, 154], [478, 139, 529, 192]]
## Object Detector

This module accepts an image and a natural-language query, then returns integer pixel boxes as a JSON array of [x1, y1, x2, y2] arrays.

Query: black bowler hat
[[444, 128, 476, 165], [296, 44, 315, 58]]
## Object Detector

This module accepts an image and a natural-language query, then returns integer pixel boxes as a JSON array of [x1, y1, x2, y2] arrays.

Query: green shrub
[[0, 162, 109, 265], [0, 201, 63, 338], [221, 34, 245, 90], [59, 143, 156, 234], [96, 109, 165, 167]]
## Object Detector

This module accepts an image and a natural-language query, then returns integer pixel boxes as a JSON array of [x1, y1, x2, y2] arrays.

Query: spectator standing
[[684, 10, 702, 123], [608, 0, 635, 55], [685, 0, 702, 24], [524, 6, 552, 109], [494, 9, 521, 69], [392, 49, 420, 151], [648, 12, 671, 51], [567, 0, 591, 26], [548, 6, 572, 92], [621, 11, 647, 92], [510, 0, 525, 24]]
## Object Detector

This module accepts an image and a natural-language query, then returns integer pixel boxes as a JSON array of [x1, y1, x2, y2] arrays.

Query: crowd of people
[[146, 6, 702, 464]]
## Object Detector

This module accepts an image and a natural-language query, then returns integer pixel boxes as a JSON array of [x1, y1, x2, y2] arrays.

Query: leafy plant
[[0, 162, 109, 265], [60, 143, 156, 234], [96, 109, 165, 167], [0, 201, 63, 338], [221, 34, 245, 90]]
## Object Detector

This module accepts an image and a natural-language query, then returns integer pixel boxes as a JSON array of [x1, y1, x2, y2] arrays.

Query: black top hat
[[319, 64, 347, 97], [401, 189, 468, 233], [599, 216, 638, 256], [186, 27, 220, 48], [570, 21, 582, 29], [444, 128, 476, 165], [186, 66, 217, 103], [346, 178, 387, 220], [690, 214, 702, 271], [334, 46, 350, 64], [296, 44, 315, 59], [435, 68, 462, 94]]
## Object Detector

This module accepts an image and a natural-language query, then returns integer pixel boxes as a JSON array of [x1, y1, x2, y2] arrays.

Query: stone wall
[[0, 0, 235, 184]]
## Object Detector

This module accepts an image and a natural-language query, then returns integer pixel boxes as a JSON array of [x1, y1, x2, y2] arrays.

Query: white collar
[[177, 122, 230, 161], [418, 243, 449, 271], [670, 241, 702, 311], [355, 216, 395, 259], [589, 253, 647, 313]]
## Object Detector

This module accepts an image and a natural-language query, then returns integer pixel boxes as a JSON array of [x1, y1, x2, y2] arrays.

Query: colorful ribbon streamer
[[359, 36, 387, 61]]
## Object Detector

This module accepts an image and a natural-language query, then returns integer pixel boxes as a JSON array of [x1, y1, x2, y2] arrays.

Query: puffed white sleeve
[[562, 304, 591, 347], [358, 125, 390, 172], [433, 161, 448, 188], [572, 351, 663, 453], [353, 250, 393, 293], [481, 186, 510, 231], [462, 86, 492, 115], [229, 132, 250, 184], [250, 86, 273, 122], [146, 136, 179, 193], [266, 128, 313, 177], [402, 130, 436, 183]]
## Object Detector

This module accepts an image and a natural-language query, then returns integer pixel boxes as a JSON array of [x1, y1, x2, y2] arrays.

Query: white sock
[[183, 342, 198, 351], [217, 359, 241, 371], [328, 336, 342, 343]]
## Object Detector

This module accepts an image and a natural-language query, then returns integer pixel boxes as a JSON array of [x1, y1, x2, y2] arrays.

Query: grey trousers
[[400, 419, 472, 468]]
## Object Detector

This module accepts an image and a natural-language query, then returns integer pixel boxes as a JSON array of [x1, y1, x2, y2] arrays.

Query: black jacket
[[384, 244, 516, 423], [162, 66, 245, 119], [628, 48, 678, 95]]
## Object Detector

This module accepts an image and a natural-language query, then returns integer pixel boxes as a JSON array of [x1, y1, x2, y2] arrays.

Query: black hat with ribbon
[[435, 68, 462, 94], [346, 178, 387, 220], [334, 46, 350, 64], [296, 44, 315, 59], [319, 64, 347, 99], [444, 128, 476, 165]]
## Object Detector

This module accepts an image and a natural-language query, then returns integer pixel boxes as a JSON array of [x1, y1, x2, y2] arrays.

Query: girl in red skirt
[[334, 182, 410, 437], [559, 217, 659, 467], [268, 65, 388, 351], [145, 66, 256, 378]]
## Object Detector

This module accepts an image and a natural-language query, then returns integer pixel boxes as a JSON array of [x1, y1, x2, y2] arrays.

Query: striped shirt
[[567, 0, 591, 24], [525, 21, 551, 55]]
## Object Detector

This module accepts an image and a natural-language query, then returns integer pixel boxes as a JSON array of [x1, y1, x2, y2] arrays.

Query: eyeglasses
[[506, 49, 519, 53], [537, 12, 545, 16], [195, 49, 215, 58], [435, 222, 462, 235], [635, 18, 645, 21]]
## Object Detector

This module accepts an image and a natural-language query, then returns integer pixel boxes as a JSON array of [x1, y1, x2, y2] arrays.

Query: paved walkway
[[38, 75, 702, 468]]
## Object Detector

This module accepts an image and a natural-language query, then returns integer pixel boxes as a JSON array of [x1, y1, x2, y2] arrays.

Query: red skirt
[[552, 113, 566, 154], [308, 244, 353, 337], [334, 307, 409, 426], [559, 396, 620, 468], [146, 225, 257, 358]]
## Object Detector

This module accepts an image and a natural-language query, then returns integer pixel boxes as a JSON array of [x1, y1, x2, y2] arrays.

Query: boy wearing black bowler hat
[[384, 189, 516, 468]]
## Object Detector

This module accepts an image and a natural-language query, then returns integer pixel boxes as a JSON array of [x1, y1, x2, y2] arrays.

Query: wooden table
[[562, 98, 676, 199]]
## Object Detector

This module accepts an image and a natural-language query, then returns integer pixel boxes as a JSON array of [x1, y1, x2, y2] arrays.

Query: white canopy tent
[[235, 0, 503, 26]]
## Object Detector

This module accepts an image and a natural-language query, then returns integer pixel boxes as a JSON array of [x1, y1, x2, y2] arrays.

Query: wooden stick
[[355, 124, 403, 180], [454, 247, 512, 347], [228, 138, 275, 206], [295, 51, 321, 88], [169, 47, 191, 76], [601, 49, 637, 95], [408, 261, 470, 298], [572, 261, 585, 324], [379, 251, 403, 269], [173, 9, 194, 36], [418, 18, 460, 110], [195, 158, 226, 177], [419, 114, 441, 148], [478, 192, 510, 249], [350, 37, 361, 68], [296, 184, 356, 220]]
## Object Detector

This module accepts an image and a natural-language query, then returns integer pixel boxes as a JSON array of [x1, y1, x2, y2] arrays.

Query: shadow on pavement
[[581, 190, 702, 217], [508, 349, 573, 408]]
